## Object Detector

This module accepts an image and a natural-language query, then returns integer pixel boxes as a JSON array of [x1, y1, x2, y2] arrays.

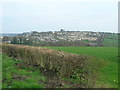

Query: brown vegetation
[[2, 44, 104, 88]]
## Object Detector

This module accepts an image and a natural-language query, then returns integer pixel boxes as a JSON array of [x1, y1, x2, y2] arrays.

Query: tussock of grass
[[2, 44, 105, 88]]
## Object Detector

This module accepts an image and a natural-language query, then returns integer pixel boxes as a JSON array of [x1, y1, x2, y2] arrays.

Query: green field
[[46, 47, 118, 88], [2, 54, 46, 88], [103, 38, 118, 47], [2, 45, 118, 88]]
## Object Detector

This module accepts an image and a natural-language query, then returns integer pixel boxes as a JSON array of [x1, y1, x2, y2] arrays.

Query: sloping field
[[47, 46, 118, 88], [2, 44, 104, 88]]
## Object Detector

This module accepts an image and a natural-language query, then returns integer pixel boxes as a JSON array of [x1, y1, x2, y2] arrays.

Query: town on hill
[[1, 29, 118, 47]]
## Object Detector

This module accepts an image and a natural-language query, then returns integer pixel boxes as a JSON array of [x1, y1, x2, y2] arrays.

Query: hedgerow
[[2, 44, 104, 88]]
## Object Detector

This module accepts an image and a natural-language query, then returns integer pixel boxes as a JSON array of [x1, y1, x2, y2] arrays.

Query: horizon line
[[0, 30, 118, 34]]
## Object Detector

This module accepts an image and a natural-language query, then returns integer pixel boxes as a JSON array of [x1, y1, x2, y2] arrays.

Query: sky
[[0, 0, 118, 33]]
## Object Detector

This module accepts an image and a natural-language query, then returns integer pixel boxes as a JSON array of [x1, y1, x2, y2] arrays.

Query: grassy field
[[2, 54, 46, 88], [2, 44, 103, 88], [2, 44, 118, 88], [103, 38, 118, 47], [46, 47, 118, 88]]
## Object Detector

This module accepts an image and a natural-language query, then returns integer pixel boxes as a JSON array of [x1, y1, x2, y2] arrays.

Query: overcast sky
[[1, 0, 118, 33]]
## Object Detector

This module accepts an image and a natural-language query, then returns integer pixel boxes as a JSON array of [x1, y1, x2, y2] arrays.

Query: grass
[[103, 38, 118, 47], [2, 44, 107, 88], [46, 46, 118, 88], [2, 54, 46, 88], [2, 44, 118, 88]]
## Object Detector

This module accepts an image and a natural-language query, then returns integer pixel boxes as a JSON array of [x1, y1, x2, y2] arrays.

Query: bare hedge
[[2, 44, 104, 88]]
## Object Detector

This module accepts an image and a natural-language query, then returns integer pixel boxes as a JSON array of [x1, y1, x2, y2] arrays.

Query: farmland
[[2, 44, 106, 88], [2, 44, 118, 88], [46, 47, 118, 88]]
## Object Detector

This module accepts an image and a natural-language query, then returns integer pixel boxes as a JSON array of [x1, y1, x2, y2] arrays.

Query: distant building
[[60, 29, 65, 32]]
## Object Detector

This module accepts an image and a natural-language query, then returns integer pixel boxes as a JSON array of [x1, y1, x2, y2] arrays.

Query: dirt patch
[[12, 74, 28, 80], [45, 77, 82, 88], [44, 77, 63, 88], [16, 62, 30, 69], [39, 68, 82, 88]]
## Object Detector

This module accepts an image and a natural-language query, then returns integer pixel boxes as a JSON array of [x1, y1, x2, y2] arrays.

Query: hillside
[[1, 30, 119, 47]]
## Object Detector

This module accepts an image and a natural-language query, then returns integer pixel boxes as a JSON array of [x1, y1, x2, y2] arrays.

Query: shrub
[[2, 44, 104, 88]]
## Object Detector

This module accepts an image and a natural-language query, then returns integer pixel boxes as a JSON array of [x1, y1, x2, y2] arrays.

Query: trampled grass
[[2, 54, 46, 88], [46, 47, 118, 88]]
